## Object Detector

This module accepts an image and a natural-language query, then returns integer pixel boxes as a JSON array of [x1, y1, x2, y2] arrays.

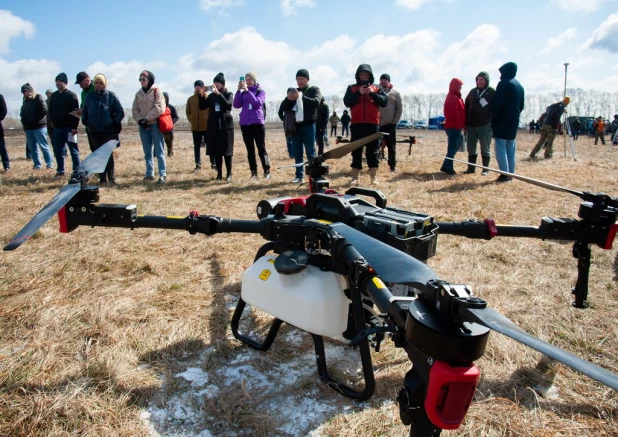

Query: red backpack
[[154, 89, 174, 133]]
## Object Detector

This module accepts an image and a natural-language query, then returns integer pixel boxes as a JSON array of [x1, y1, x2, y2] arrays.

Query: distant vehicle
[[397, 120, 413, 129], [414, 120, 428, 130]]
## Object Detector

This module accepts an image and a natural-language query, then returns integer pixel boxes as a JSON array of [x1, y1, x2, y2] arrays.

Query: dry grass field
[[0, 127, 617, 437]]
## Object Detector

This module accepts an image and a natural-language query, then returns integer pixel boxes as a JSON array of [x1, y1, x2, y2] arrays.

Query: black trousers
[[192, 131, 215, 167], [215, 155, 232, 177], [316, 129, 326, 156], [330, 125, 337, 137], [240, 124, 270, 173], [351, 123, 380, 169], [379, 123, 397, 169], [89, 131, 116, 182]]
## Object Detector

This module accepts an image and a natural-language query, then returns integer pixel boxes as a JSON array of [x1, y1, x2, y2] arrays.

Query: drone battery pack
[[241, 255, 350, 339]]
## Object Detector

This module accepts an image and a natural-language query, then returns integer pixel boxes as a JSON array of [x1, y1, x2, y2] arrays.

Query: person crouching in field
[[529, 97, 569, 160], [81, 73, 124, 185], [344, 64, 388, 185], [200, 73, 234, 181], [440, 78, 466, 175], [233, 71, 271, 180], [133, 70, 167, 183]]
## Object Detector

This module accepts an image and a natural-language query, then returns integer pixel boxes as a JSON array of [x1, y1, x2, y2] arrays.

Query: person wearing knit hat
[[20, 83, 54, 170], [278, 68, 322, 183], [378, 73, 402, 173], [82, 73, 124, 185], [199, 72, 235, 181], [0, 93, 9, 171], [186, 79, 214, 171], [234, 71, 271, 180], [49, 72, 81, 176], [530, 96, 569, 160], [132, 70, 167, 182], [463, 71, 495, 175]]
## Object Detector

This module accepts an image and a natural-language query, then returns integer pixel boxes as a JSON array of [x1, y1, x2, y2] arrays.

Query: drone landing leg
[[572, 242, 591, 308], [311, 286, 376, 401]]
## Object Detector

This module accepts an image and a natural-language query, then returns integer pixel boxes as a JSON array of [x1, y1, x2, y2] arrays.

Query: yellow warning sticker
[[166, 216, 185, 219], [259, 269, 271, 281], [316, 219, 333, 224], [372, 277, 387, 289], [267, 259, 275, 264]]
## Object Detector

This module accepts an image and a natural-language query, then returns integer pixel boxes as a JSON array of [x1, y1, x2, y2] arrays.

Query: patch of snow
[[175, 367, 209, 387]]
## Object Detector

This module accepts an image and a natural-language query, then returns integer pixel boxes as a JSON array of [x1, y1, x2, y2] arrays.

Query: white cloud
[[199, 0, 244, 11], [553, 0, 614, 13], [586, 14, 618, 52], [541, 28, 577, 54], [394, 0, 453, 10], [0, 10, 35, 55], [281, 0, 316, 17]]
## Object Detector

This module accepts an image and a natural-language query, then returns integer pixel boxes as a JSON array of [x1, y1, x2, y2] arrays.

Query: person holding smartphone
[[343, 64, 388, 185], [233, 71, 271, 180]]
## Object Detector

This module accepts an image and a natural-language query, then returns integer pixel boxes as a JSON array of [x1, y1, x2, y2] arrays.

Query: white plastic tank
[[241, 255, 350, 339]]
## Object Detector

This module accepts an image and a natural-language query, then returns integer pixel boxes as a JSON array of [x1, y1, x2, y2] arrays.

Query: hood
[[141, 70, 155, 91], [448, 78, 464, 96], [355, 64, 375, 85], [163, 92, 169, 105], [498, 62, 517, 80], [476, 71, 490, 89]]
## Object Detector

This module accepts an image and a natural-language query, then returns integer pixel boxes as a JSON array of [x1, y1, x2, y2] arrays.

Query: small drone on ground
[[4, 137, 618, 436]]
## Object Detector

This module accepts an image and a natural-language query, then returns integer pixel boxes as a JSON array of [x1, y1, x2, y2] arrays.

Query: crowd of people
[[1, 63, 616, 184]]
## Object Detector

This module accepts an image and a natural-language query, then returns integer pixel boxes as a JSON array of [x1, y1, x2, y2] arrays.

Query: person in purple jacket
[[233, 71, 271, 180]]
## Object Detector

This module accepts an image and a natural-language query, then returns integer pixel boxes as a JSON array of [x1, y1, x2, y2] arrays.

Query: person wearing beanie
[[81, 73, 124, 185], [132, 70, 167, 183], [49, 72, 81, 176], [490, 62, 524, 182], [440, 78, 466, 176], [277, 68, 322, 183], [186, 80, 213, 171], [378, 73, 402, 172], [344, 64, 388, 185], [340, 109, 350, 137], [199, 72, 234, 181], [0, 93, 9, 171], [162, 92, 179, 157], [593, 116, 606, 145], [20, 83, 54, 170], [75, 71, 95, 150], [530, 96, 569, 159], [463, 71, 495, 175], [234, 71, 271, 180], [44, 89, 56, 151]]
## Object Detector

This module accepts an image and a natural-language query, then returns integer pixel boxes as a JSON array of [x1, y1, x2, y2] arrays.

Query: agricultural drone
[[4, 136, 618, 436]]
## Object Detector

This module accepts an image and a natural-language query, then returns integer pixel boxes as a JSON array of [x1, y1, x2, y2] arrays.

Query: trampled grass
[[0, 128, 617, 436]]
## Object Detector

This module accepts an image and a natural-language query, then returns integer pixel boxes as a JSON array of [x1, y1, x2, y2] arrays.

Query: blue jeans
[[441, 128, 462, 172], [139, 123, 166, 177], [52, 127, 80, 174], [25, 128, 54, 169], [341, 123, 349, 136], [291, 124, 316, 178], [494, 138, 516, 173], [0, 136, 9, 169]]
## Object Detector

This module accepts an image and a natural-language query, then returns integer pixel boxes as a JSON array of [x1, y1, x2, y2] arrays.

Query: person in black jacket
[[340, 110, 351, 137], [162, 92, 179, 157], [199, 73, 234, 181], [278, 69, 322, 183], [81, 73, 124, 185], [49, 72, 81, 176], [0, 93, 9, 171], [463, 71, 495, 174], [20, 83, 54, 170], [316, 97, 329, 155], [530, 97, 569, 160]]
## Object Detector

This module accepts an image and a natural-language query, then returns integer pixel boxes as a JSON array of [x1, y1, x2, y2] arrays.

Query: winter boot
[[463, 155, 477, 174], [369, 167, 379, 185], [350, 168, 361, 185], [481, 156, 490, 175]]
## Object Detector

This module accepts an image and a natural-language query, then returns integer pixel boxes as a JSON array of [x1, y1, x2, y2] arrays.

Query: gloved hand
[[138, 118, 149, 129]]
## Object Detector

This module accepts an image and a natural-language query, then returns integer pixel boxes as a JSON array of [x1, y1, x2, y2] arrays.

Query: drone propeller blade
[[461, 306, 618, 391], [321, 132, 386, 161], [3, 184, 81, 251], [330, 222, 437, 286], [277, 162, 306, 169], [79, 140, 118, 174], [438, 156, 585, 198]]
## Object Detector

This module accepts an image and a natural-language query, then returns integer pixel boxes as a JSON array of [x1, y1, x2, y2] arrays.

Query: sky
[[0, 0, 617, 113]]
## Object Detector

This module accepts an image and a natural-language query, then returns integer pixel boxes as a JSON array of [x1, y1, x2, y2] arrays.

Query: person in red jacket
[[440, 78, 466, 175], [343, 64, 388, 185]]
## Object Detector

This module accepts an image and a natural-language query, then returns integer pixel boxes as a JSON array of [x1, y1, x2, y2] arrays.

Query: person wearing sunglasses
[[132, 70, 167, 183]]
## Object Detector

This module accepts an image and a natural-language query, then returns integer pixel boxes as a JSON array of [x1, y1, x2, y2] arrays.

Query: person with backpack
[[234, 71, 271, 180], [132, 70, 166, 183], [200, 73, 234, 181], [81, 73, 124, 185], [530, 97, 569, 160], [162, 92, 179, 157]]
